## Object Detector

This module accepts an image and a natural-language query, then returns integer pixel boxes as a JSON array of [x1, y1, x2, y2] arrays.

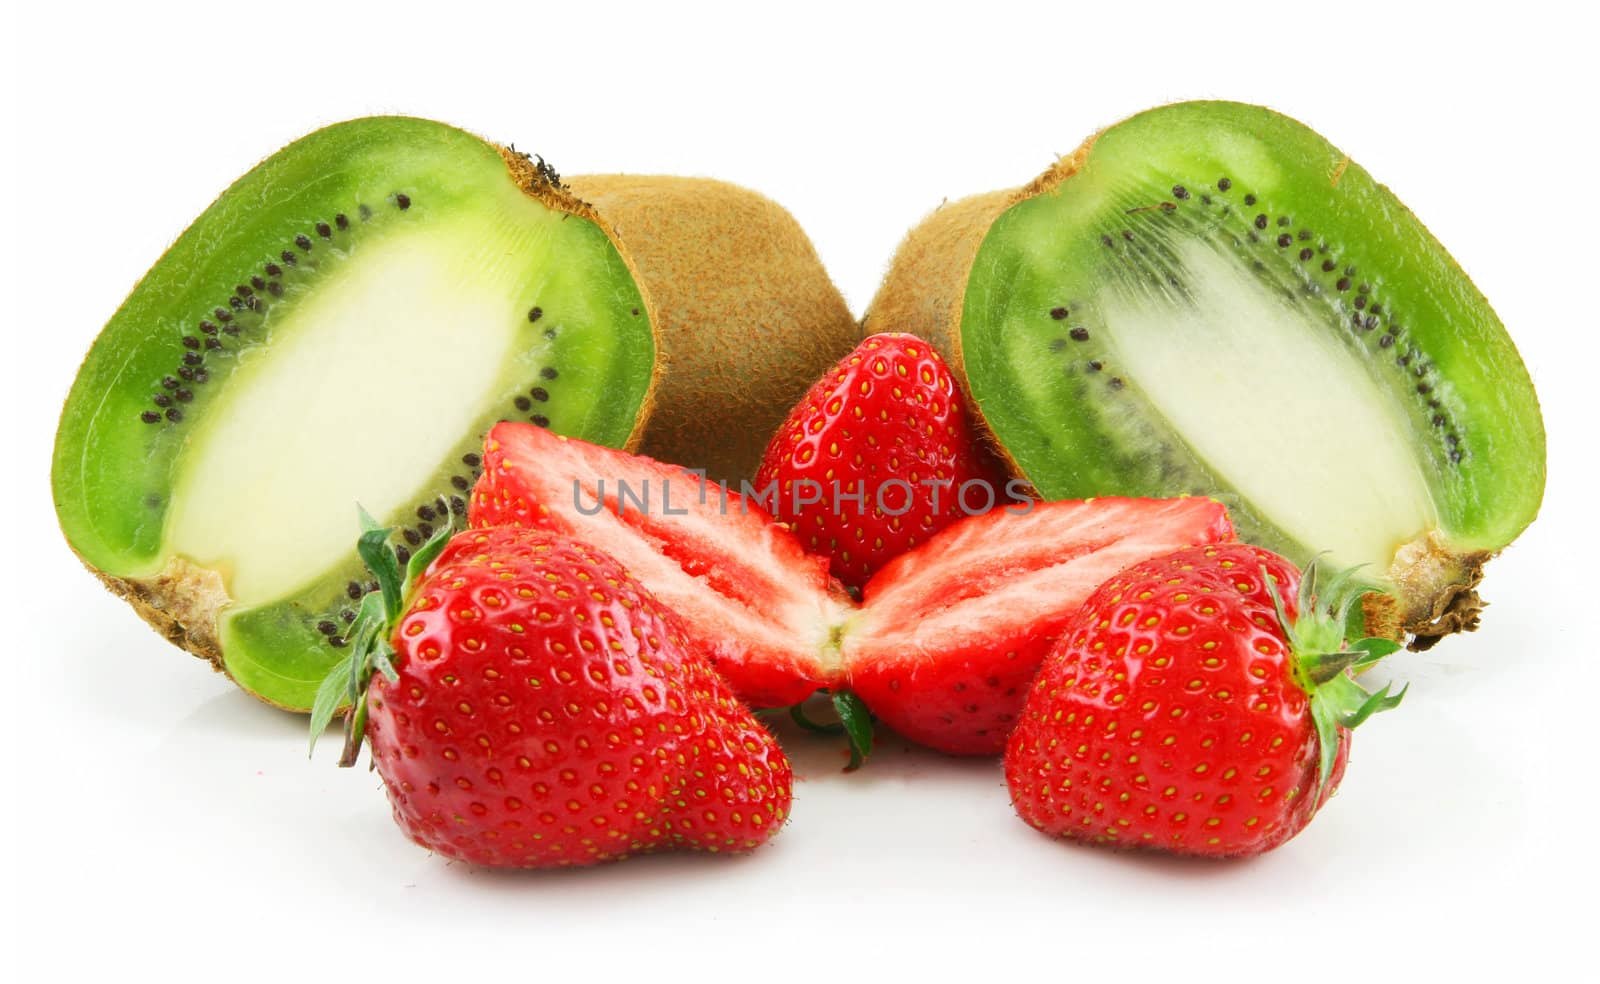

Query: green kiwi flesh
[[961, 101, 1544, 642], [53, 117, 654, 709]]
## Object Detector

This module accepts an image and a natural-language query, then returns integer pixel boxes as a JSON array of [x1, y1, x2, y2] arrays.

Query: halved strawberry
[[843, 498, 1237, 754], [472, 422, 852, 708], [754, 333, 1012, 591], [471, 422, 1235, 757]]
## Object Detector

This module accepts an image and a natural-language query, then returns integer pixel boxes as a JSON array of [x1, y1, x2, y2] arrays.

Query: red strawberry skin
[[1004, 543, 1347, 858], [844, 498, 1236, 755], [755, 333, 1008, 590], [365, 527, 792, 868]]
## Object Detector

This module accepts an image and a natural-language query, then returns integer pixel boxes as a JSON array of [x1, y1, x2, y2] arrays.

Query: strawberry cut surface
[[471, 423, 1236, 756], [473, 422, 853, 707]]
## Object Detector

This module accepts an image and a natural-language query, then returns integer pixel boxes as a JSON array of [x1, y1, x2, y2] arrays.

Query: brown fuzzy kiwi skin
[[559, 173, 859, 485], [1363, 534, 1490, 652], [92, 560, 255, 700], [863, 141, 1095, 360], [863, 142, 1097, 485], [507, 149, 859, 484]]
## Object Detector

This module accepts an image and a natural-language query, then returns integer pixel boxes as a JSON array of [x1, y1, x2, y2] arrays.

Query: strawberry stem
[[832, 690, 875, 772], [1262, 561, 1408, 798], [778, 689, 877, 770], [788, 701, 846, 736], [308, 503, 457, 765]]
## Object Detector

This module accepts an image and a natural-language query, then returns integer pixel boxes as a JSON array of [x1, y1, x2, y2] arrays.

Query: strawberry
[[754, 332, 1013, 590], [312, 523, 792, 868], [1004, 543, 1404, 857], [471, 422, 1236, 758]]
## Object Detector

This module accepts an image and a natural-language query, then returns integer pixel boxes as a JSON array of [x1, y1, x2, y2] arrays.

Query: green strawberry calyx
[[308, 506, 456, 767], [1263, 558, 1408, 797], [761, 689, 876, 771]]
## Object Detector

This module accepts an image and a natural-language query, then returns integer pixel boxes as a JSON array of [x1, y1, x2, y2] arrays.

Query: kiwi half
[[867, 101, 1544, 647], [54, 116, 854, 710]]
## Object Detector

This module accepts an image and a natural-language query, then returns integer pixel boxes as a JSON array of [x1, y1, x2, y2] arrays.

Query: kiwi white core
[[1100, 240, 1437, 570], [166, 223, 531, 605]]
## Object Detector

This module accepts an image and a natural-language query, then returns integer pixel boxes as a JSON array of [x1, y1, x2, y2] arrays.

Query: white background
[[5, 1, 1593, 979]]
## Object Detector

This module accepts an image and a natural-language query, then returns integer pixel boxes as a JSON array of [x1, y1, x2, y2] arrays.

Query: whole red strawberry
[[1005, 543, 1403, 857], [315, 524, 792, 868], [754, 332, 1011, 590]]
